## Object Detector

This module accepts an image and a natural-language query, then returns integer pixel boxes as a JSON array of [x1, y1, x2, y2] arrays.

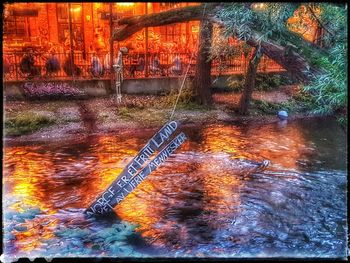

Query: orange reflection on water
[[13, 218, 57, 252], [3, 121, 314, 254], [243, 121, 307, 170], [200, 124, 249, 158], [83, 135, 139, 206], [4, 146, 57, 252], [5, 147, 55, 212], [116, 177, 164, 239], [200, 159, 244, 217], [116, 140, 198, 245], [193, 125, 247, 221]]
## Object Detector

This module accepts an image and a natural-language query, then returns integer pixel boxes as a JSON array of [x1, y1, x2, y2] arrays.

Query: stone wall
[[4, 77, 198, 100], [4, 73, 291, 100]]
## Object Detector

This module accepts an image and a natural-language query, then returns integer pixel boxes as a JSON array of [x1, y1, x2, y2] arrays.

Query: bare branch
[[306, 5, 334, 36]]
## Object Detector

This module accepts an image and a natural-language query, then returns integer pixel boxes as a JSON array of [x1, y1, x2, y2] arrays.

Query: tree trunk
[[194, 20, 213, 105], [238, 47, 262, 115]]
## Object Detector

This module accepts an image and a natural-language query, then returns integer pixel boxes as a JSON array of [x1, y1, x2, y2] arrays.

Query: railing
[[3, 51, 285, 82]]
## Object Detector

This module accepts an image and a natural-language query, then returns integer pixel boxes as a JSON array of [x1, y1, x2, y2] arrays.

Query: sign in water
[[85, 121, 187, 216]]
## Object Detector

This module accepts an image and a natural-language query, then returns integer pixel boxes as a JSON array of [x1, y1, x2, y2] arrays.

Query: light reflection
[[200, 124, 250, 159], [3, 124, 303, 252], [4, 147, 57, 252], [5, 147, 54, 212], [3, 120, 346, 255], [287, 5, 320, 42], [242, 121, 307, 170], [117, 3, 135, 7]]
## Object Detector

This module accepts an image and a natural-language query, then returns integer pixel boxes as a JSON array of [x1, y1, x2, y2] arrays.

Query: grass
[[4, 84, 321, 137], [116, 86, 210, 126], [252, 100, 292, 115], [117, 106, 169, 126], [251, 96, 317, 116], [161, 84, 212, 111], [5, 112, 55, 136]]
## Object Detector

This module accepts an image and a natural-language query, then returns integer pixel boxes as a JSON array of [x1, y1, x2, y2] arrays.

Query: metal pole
[[145, 3, 149, 77], [109, 3, 114, 89], [186, 2, 189, 52], [68, 3, 75, 79], [15, 53, 19, 81]]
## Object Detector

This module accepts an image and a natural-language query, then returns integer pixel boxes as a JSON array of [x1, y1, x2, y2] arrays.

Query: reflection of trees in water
[[159, 162, 216, 249], [240, 118, 346, 171], [296, 117, 347, 171], [156, 126, 217, 249], [116, 154, 216, 251], [77, 100, 97, 134], [9, 140, 100, 210]]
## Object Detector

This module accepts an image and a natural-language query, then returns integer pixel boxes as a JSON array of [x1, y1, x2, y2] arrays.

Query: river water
[[3, 117, 348, 259]]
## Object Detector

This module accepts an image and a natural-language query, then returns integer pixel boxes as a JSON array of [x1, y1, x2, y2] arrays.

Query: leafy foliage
[[162, 84, 195, 108], [213, 3, 347, 121], [228, 74, 282, 92], [303, 5, 347, 119], [215, 3, 300, 43]]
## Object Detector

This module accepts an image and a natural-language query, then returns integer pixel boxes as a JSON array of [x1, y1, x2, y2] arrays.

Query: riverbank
[[3, 86, 330, 143]]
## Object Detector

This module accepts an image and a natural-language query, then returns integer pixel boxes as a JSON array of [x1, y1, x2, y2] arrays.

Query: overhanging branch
[[112, 3, 325, 83], [112, 3, 222, 41]]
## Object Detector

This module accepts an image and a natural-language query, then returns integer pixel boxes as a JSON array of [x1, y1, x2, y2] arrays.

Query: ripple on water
[[3, 119, 347, 258]]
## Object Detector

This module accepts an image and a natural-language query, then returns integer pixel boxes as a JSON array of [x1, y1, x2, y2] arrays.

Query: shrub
[[252, 99, 297, 115], [23, 82, 85, 100], [162, 80, 195, 108], [255, 74, 282, 91], [227, 73, 283, 92], [227, 75, 245, 92]]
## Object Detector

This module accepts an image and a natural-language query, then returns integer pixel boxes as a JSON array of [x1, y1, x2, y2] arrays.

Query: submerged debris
[[3, 201, 143, 260]]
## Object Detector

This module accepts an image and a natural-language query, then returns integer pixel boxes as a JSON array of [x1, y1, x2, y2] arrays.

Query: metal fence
[[3, 51, 284, 82]]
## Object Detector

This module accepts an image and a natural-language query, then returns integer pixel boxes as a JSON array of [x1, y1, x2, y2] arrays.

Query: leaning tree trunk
[[112, 3, 326, 84], [194, 20, 213, 105], [238, 47, 262, 115]]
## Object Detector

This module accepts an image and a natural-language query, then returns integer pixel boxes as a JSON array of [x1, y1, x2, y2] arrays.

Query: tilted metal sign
[[85, 121, 187, 216]]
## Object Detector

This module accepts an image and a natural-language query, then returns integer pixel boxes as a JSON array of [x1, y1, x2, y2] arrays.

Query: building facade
[[3, 3, 318, 82]]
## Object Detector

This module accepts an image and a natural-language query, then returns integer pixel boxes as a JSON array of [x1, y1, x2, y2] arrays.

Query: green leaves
[[216, 3, 255, 41], [214, 2, 347, 123], [304, 42, 347, 117], [216, 3, 300, 44]]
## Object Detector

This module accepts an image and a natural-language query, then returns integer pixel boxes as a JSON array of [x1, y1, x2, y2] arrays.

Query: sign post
[[85, 121, 187, 216]]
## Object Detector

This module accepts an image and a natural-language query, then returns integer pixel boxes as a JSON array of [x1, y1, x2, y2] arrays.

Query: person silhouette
[[63, 52, 81, 77], [150, 55, 163, 75], [90, 52, 104, 78], [170, 54, 182, 75], [130, 55, 145, 77], [45, 50, 60, 76]]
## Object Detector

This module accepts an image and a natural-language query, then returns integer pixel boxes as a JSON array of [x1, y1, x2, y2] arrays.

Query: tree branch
[[306, 5, 334, 36], [112, 3, 326, 83], [112, 3, 222, 41]]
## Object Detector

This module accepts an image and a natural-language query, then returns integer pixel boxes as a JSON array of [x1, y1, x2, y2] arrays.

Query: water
[[3, 117, 347, 259]]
